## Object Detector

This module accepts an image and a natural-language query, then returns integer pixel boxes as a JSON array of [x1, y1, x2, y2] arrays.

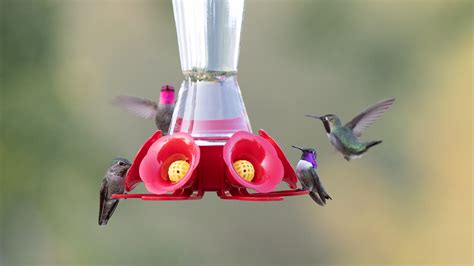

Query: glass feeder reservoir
[[169, 0, 252, 145]]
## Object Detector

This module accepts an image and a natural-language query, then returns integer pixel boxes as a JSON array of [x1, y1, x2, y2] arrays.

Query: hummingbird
[[306, 97, 395, 161], [113, 85, 176, 134], [98, 157, 131, 226], [292, 146, 332, 206]]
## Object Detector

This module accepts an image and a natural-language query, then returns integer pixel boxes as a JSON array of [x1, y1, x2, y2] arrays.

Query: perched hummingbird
[[98, 158, 131, 226], [306, 97, 395, 161], [113, 85, 176, 134], [292, 146, 332, 206]]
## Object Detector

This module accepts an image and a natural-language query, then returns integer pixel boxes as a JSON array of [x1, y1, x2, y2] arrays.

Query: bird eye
[[118, 161, 125, 166]]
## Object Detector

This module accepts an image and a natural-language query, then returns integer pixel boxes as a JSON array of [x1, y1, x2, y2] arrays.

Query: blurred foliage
[[1, 0, 472, 265]]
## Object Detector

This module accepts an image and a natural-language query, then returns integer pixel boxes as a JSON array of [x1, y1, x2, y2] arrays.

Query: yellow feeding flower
[[168, 160, 190, 183], [233, 160, 255, 182]]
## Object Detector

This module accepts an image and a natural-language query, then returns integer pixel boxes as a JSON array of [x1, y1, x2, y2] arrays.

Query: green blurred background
[[1, 0, 472, 265]]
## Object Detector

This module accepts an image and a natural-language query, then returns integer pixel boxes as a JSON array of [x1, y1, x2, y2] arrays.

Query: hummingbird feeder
[[113, 0, 308, 201]]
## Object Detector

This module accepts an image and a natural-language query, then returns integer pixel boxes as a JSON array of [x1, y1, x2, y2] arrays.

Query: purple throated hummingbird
[[98, 158, 131, 226], [292, 146, 332, 206], [306, 97, 395, 161], [113, 85, 176, 135]]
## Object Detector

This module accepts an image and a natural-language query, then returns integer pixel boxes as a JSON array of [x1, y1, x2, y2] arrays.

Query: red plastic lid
[[125, 130, 162, 191], [258, 129, 298, 189]]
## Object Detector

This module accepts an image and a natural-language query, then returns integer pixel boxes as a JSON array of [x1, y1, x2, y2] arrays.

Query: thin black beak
[[291, 145, 304, 151], [305, 115, 323, 120]]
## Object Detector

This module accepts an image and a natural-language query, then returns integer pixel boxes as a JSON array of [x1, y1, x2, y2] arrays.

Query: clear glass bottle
[[169, 0, 252, 145]]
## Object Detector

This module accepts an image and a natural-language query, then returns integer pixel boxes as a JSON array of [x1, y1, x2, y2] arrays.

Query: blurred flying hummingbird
[[306, 97, 395, 161], [113, 85, 176, 134], [292, 146, 332, 206], [98, 158, 131, 226]]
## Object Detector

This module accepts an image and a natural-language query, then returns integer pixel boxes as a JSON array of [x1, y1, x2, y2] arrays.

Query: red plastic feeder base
[[116, 129, 308, 201], [113, 189, 308, 201]]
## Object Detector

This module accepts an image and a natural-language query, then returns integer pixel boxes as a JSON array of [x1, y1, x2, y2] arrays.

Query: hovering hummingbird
[[292, 146, 332, 206], [113, 85, 176, 134], [306, 97, 395, 161], [98, 158, 131, 226]]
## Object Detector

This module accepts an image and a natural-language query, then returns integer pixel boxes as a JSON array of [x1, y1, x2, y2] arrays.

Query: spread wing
[[99, 178, 108, 224], [113, 95, 158, 119], [345, 97, 395, 137]]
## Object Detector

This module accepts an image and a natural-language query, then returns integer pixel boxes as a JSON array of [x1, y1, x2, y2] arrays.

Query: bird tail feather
[[309, 191, 325, 206], [365, 140, 382, 150], [98, 200, 119, 226], [316, 187, 332, 202]]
